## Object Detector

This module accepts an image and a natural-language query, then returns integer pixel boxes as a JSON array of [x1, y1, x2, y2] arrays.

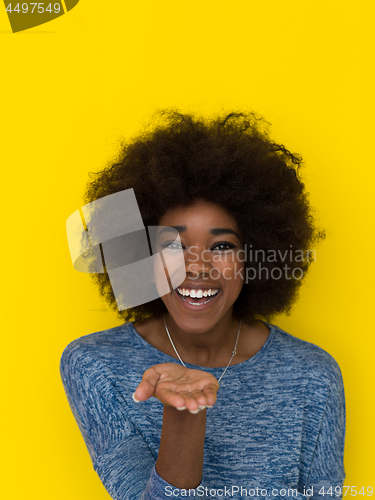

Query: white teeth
[[177, 288, 219, 298], [176, 287, 220, 306]]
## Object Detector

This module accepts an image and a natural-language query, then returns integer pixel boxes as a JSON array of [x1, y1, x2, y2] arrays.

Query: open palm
[[134, 363, 219, 412]]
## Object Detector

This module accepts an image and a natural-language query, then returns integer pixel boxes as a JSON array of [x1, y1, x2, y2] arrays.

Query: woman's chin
[[163, 290, 235, 334]]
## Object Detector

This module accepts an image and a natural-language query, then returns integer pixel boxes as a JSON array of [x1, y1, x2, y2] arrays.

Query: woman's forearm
[[155, 405, 206, 489]]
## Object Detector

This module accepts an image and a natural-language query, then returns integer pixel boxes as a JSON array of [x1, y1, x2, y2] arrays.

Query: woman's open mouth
[[175, 287, 220, 307]]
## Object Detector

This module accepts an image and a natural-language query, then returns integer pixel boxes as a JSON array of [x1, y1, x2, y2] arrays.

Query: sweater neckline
[[129, 320, 276, 374]]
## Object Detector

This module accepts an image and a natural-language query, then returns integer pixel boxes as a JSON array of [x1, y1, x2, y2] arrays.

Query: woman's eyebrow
[[210, 228, 240, 239], [157, 226, 240, 239], [158, 225, 186, 235]]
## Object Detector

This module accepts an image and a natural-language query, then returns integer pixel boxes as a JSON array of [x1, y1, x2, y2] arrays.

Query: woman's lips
[[174, 287, 221, 310], [177, 287, 219, 299]]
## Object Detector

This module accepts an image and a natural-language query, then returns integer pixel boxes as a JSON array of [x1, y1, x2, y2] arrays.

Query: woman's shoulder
[[59, 321, 168, 385], [61, 321, 134, 353], [267, 322, 343, 383], [60, 322, 142, 372]]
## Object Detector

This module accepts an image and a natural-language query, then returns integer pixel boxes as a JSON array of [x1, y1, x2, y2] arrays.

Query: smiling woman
[[154, 202, 245, 333], [60, 110, 345, 499]]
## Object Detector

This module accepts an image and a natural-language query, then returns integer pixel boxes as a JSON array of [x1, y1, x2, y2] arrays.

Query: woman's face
[[154, 200, 245, 333]]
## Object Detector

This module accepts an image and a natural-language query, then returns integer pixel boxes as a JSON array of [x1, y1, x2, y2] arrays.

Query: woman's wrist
[[155, 405, 207, 489]]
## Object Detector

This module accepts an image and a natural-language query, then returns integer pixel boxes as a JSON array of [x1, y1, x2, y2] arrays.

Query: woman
[[61, 110, 345, 499]]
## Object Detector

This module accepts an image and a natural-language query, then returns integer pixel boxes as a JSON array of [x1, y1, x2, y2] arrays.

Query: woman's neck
[[163, 311, 240, 366], [134, 312, 270, 368]]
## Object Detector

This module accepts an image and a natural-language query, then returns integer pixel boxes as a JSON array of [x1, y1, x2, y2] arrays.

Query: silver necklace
[[163, 315, 241, 383]]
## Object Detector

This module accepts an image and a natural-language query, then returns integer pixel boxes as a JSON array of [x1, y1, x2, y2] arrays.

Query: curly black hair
[[84, 109, 324, 324]]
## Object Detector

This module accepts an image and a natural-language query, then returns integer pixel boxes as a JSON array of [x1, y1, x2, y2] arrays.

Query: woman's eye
[[211, 242, 237, 251], [161, 241, 184, 250]]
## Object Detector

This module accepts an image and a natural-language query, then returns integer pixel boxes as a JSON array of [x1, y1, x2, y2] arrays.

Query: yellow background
[[1, 1, 374, 498]]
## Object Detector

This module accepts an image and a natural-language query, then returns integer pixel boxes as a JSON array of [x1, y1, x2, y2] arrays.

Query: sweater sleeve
[[304, 361, 346, 499], [60, 341, 194, 500], [264, 360, 346, 500]]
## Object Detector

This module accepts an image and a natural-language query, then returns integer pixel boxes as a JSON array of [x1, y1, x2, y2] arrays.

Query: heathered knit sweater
[[60, 321, 345, 500]]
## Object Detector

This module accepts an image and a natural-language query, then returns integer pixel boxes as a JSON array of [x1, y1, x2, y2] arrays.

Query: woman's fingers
[[133, 367, 161, 402], [188, 389, 209, 410], [202, 383, 219, 407], [156, 387, 187, 408], [175, 390, 203, 412], [181, 384, 219, 412], [166, 387, 217, 413], [153, 386, 212, 412]]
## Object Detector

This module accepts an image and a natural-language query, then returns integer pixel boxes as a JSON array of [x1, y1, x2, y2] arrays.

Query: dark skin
[[133, 200, 270, 488]]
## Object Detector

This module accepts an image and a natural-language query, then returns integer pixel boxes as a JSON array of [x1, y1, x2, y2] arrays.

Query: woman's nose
[[185, 246, 211, 277]]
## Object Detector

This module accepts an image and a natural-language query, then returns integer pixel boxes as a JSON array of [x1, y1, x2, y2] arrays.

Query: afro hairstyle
[[83, 109, 325, 325]]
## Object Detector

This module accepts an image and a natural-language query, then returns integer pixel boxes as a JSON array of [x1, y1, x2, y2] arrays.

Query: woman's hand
[[133, 363, 219, 413]]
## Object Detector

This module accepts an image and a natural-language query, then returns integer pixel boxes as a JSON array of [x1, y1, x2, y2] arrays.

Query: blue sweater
[[60, 322, 346, 500]]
